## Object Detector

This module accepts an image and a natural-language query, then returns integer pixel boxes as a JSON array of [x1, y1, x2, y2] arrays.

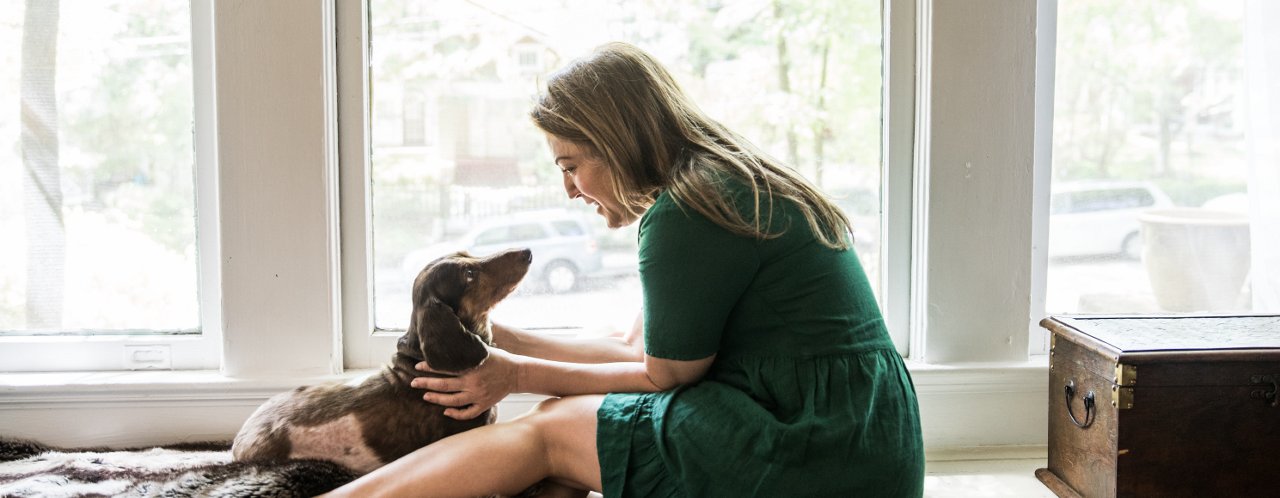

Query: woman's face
[[547, 134, 637, 229]]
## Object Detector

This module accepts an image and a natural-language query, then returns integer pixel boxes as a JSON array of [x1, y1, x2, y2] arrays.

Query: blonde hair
[[530, 42, 853, 250]]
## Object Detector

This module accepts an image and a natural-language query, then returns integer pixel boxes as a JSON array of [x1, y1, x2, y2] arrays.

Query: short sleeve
[[638, 194, 759, 360]]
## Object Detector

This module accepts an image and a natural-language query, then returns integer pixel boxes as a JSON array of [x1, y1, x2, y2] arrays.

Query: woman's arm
[[412, 347, 713, 420], [491, 313, 645, 364], [517, 351, 713, 396]]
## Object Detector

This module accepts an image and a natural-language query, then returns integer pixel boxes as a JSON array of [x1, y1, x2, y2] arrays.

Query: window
[[365, 0, 885, 338], [1047, 0, 1279, 316], [0, 0, 219, 372], [551, 220, 585, 237], [475, 224, 547, 245], [1, 1, 199, 335]]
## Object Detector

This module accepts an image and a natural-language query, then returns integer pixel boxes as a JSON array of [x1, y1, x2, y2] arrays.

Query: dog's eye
[[464, 269, 476, 282]]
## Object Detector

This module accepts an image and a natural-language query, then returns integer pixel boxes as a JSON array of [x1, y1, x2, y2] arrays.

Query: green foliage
[[650, 0, 883, 182], [103, 182, 195, 254], [59, 0, 195, 254], [365, 0, 886, 274], [1152, 177, 1246, 208], [1052, 0, 1244, 182]]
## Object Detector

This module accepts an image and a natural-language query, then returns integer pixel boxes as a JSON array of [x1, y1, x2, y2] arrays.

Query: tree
[[21, 0, 62, 330], [1053, 0, 1243, 182]]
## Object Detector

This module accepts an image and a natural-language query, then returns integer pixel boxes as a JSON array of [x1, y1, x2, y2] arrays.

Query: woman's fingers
[[410, 375, 461, 392], [410, 347, 516, 418], [415, 361, 456, 375], [444, 404, 489, 421], [420, 390, 490, 419], [421, 390, 471, 406]]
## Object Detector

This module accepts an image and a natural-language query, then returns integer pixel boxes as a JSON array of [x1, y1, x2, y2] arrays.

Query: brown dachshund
[[231, 248, 532, 474]]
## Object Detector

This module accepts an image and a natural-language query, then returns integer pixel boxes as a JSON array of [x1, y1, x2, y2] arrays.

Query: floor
[[925, 458, 1055, 497], [581, 458, 1055, 497]]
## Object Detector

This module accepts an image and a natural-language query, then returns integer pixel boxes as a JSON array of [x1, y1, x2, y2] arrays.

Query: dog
[[231, 248, 532, 474]]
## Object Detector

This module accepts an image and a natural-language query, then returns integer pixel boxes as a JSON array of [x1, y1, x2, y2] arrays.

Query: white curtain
[[1245, 0, 1280, 311]]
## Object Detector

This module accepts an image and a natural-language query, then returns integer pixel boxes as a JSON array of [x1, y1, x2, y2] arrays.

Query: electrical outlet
[[123, 344, 172, 370]]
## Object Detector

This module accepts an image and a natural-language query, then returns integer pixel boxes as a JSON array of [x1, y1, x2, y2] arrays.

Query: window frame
[[337, 0, 391, 369], [0, 0, 222, 372], [338, 0, 920, 366]]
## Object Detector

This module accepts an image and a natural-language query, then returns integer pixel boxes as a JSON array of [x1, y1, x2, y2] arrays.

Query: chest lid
[[1053, 315, 1280, 353], [1046, 315, 1280, 391]]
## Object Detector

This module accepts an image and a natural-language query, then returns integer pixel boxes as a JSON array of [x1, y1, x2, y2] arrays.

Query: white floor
[[925, 458, 1055, 497], [581, 458, 1056, 497]]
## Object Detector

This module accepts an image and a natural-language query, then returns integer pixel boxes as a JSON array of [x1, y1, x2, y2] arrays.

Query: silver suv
[[401, 210, 603, 293], [1049, 181, 1174, 259]]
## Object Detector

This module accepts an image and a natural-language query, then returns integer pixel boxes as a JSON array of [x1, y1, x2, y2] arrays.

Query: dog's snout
[[519, 248, 532, 263]]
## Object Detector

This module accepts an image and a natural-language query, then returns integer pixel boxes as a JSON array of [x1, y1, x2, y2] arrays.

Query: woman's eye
[[561, 166, 577, 176]]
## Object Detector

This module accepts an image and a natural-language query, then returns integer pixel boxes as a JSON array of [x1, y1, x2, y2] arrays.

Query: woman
[[324, 41, 924, 498]]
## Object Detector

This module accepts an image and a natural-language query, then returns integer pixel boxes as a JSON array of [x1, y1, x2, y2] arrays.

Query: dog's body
[[232, 248, 532, 474]]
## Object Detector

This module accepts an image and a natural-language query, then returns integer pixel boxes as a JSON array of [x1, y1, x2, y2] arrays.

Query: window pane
[[1048, 0, 1279, 315], [0, 0, 199, 334], [369, 0, 883, 331]]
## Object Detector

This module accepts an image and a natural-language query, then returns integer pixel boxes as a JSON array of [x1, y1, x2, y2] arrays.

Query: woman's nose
[[563, 174, 579, 199]]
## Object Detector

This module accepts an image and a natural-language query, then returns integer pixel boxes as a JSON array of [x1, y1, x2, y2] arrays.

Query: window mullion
[[918, 0, 1040, 363], [213, 0, 342, 377], [882, 0, 916, 357]]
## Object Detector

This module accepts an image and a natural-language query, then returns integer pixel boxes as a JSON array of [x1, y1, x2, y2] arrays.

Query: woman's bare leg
[[320, 395, 604, 498]]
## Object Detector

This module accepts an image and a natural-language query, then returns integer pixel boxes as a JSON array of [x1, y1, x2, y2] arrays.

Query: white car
[[1048, 181, 1174, 259], [401, 210, 604, 293]]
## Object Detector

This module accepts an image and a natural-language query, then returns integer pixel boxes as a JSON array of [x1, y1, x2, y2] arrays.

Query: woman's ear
[[420, 298, 489, 372]]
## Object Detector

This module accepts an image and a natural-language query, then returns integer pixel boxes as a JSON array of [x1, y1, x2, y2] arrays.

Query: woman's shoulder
[[638, 189, 698, 234]]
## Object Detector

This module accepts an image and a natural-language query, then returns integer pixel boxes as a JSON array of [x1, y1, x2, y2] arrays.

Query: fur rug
[[0, 437, 357, 497]]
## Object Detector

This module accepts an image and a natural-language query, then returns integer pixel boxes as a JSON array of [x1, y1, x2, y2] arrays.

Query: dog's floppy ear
[[420, 298, 489, 372]]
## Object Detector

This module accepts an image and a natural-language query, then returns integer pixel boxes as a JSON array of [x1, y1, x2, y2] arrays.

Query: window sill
[[906, 356, 1048, 392], [0, 368, 551, 406], [0, 357, 1046, 404], [0, 358, 1050, 450]]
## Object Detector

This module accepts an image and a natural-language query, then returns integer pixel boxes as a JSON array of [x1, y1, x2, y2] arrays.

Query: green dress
[[596, 185, 925, 497]]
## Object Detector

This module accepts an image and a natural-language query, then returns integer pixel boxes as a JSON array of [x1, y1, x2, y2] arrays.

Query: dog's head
[[397, 248, 532, 372]]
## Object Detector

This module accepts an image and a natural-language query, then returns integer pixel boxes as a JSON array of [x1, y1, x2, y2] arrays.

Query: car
[[1048, 181, 1174, 259], [401, 210, 604, 293]]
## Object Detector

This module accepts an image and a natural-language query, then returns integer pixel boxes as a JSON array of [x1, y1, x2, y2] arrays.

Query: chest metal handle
[[1064, 380, 1096, 428], [1250, 375, 1278, 407]]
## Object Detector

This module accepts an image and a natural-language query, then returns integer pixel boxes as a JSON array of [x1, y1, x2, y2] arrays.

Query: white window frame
[[336, 0, 392, 369], [0, 0, 222, 372], [340, 0, 927, 366]]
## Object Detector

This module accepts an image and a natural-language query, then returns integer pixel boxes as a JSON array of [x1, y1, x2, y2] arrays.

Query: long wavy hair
[[529, 42, 853, 250]]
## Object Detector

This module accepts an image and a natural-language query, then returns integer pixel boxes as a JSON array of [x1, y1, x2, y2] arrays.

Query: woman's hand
[[410, 346, 520, 420]]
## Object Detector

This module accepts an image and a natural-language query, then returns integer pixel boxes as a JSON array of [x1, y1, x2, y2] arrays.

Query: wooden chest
[[1037, 315, 1280, 498]]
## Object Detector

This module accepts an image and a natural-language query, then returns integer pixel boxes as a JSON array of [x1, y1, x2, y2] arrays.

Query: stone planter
[[1139, 208, 1251, 312]]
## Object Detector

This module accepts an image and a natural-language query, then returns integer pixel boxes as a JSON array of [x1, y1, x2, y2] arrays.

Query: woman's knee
[[516, 395, 599, 426], [513, 395, 604, 489]]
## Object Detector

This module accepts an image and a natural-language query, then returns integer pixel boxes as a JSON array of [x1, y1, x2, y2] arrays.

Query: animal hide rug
[[0, 437, 356, 498]]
